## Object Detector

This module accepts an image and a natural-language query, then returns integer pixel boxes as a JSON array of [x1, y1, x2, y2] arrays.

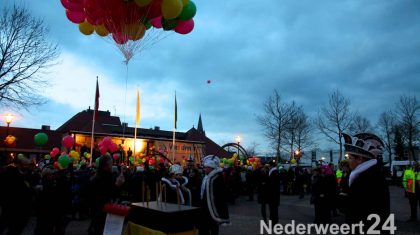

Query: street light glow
[[294, 150, 300, 155], [235, 136, 241, 143], [5, 113, 14, 125]]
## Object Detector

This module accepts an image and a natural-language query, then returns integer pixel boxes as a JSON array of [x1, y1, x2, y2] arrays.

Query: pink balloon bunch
[[60, 0, 197, 45], [62, 135, 75, 149], [98, 136, 119, 156]]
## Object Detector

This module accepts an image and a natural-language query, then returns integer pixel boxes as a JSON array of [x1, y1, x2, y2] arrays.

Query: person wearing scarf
[[198, 155, 229, 235], [341, 133, 390, 234]]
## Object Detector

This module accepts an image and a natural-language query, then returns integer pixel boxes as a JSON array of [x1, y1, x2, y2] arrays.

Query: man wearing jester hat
[[198, 155, 230, 235], [340, 132, 390, 234]]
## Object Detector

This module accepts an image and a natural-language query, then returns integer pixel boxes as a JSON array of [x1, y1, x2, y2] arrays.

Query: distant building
[[0, 108, 230, 164]]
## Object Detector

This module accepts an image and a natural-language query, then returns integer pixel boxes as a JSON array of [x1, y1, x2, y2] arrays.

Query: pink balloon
[[150, 17, 162, 28], [113, 153, 120, 160], [102, 137, 113, 146], [175, 19, 194, 35], [62, 135, 75, 149], [100, 146, 108, 155], [65, 10, 86, 24], [109, 143, 118, 153]]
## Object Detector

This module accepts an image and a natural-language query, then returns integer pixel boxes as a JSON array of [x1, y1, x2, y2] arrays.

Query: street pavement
[[18, 185, 420, 235]]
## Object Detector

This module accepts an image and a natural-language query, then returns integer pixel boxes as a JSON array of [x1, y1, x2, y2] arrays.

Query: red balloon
[[65, 10, 86, 24], [146, 0, 162, 19], [112, 32, 129, 44], [150, 17, 162, 28], [62, 135, 75, 149], [61, 0, 84, 11], [54, 161, 60, 169], [51, 147, 60, 157], [175, 19, 194, 34]]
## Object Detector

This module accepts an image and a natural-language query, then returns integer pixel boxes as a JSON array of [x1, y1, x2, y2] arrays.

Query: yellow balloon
[[135, 0, 153, 7], [220, 163, 224, 168], [79, 21, 94, 35], [291, 159, 297, 164], [94, 25, 109, 37], [124, 23, 146, 41], [162, 0, 183, 19]]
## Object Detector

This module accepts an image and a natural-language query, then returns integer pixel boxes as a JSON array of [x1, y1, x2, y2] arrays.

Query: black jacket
[[345, 164, 390, 232], [267, 168, 280, 206], [202, 168, 230, 224]]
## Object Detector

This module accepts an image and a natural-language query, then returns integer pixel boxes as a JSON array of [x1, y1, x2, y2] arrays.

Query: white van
[[390, 160, 419, 178]]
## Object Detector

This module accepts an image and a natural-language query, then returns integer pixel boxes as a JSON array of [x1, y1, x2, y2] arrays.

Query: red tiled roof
[[185, 128, 231, 158]]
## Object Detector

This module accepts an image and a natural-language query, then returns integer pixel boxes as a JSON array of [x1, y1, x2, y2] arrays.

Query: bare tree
[[283, 103, 315, 161], [377, 110, 396, 164], [0, 5, 59, 109], [245, 141, 259, 157], [350, 114, 372, 134], [258, 89, 294, 162], [396, 95, 419, 161], [294, 109, 316, 159], [284, 102, 299, 160], [316, 89, 353, 163]]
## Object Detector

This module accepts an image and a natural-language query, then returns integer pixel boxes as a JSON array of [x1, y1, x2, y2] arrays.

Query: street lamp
[[4, 113, 14, 136], [3, 113, 14, 165], [235, 136, 241, 157]]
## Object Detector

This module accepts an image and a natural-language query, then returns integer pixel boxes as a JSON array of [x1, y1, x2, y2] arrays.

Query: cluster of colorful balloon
[[246, 156, 262, 169], [61, 0, 197, 44], [128, 154, 165, 169], [98, 136, 119, 155]]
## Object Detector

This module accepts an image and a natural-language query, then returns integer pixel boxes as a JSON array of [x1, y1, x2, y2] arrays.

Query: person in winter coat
[[341, 133, 390, 234], [88, 155, 125, 235], [160, 164, 191, 205], [198, 155, 229, 235], [267, 161, 281, 224]]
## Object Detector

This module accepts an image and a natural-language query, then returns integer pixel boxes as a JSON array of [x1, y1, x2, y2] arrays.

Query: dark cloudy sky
[[2, 0, 419, 154]]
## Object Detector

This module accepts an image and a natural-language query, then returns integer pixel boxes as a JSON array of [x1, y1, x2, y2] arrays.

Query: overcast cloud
[[1, 0, 419, 154]]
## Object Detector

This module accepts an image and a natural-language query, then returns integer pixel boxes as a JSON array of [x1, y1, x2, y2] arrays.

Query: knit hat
[[169, 164, 183, 175], [203, 155, 220, 169], [342, 132, 384, 159]]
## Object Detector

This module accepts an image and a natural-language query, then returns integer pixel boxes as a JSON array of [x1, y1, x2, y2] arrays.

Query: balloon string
[[123, 62, 128, 137]]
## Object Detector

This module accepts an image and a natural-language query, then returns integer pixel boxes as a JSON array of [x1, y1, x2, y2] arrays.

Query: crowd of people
[[0, 132, 418, 235]]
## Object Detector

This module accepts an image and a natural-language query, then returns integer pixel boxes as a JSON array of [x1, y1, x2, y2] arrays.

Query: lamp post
[[3, 113, 14, 165], [5, 113, 13, 136], [235, 136, 241, 157]]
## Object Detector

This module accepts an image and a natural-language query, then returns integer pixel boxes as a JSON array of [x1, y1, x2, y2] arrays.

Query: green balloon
[[162, 18, 178, 31], [34, 132, 48, 146], [95, 157, 101, 168], [179, 1, 196, 21], [44, 154, 51, 160], [145, 21, 152, 30], [129, 156, 134, 162], [58, 155, 70, 168]]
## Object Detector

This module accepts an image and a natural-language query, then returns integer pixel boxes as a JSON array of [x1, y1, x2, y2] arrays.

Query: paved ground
[[18, 185, 420, 235]]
